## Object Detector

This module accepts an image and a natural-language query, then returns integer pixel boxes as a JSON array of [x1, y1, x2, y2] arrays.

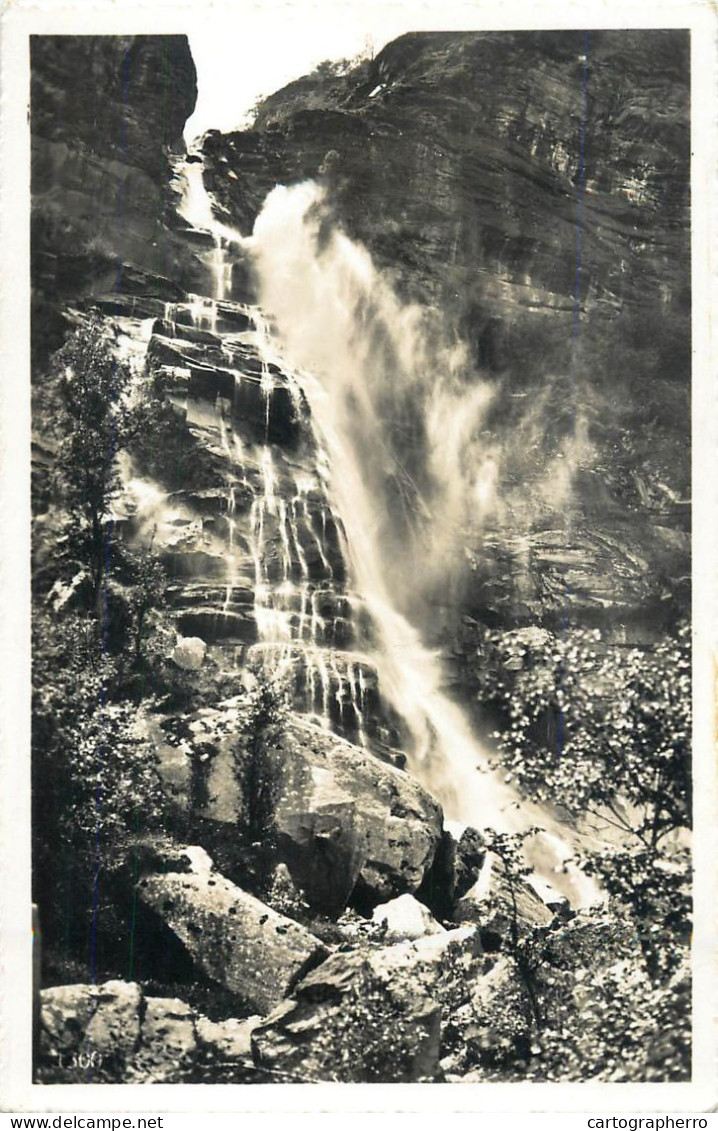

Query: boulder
[[252, 952, 440, 1083], [418, 822, 487, 917], [270, 763, 367, 916], [130, 997, 198, 1082], [135, 845, 328, 1013], [453, 825, 489, 899], [195, 1014, 261, 1062], [38, 979, 263, 1084], [371, 893, 446, 941], [40, 984, 99, 1057], [180, 708, 443, 917], [252, 927, 483, 1083], [39, 980, 142, 1082], [84, 979, 143, 1059], [171, 634, 207, 671], [266, 716, 444, 913]]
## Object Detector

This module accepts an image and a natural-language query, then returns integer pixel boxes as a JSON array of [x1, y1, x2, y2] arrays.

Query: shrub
[[233, 673, 290, 843], [32, 609, 166, 947], [47, 315, 159, 601], [478, 623, 691, 847], [469, 625, 692, 1081]]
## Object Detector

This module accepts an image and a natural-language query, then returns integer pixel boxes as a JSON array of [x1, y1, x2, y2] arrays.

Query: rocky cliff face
[[31, 36, 208, 362], [202, 30, 690, 638]]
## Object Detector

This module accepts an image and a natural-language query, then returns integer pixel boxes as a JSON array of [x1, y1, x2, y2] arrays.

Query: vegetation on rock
[[467, 632, 692, 1080]]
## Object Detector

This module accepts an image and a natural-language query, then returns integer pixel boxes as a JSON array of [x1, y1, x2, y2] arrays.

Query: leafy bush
[[47, 315, 159, 599], [468, 626, 692, 1081], [233, 673, 290, 843], [32, 608, 166, 951], [512, 918, 691, 1082], [478, 623, 691, 845]]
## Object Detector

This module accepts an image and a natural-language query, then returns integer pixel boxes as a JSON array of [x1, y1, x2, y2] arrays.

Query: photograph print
[[27, 18, 693, 1087]]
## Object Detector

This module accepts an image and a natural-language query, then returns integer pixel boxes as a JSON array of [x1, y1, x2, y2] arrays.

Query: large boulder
[[251, 927, 483, 1083], [83, 980, 143, 1060], [371, 893, 446, 941], [37, 980, 264, 1084], [264, 716, 444, 913], [135, 845, 328, 1013], [165, 704, 444, 916]]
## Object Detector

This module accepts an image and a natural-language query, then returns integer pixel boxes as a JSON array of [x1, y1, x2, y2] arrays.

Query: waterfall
[[171, 160, 603, 908]]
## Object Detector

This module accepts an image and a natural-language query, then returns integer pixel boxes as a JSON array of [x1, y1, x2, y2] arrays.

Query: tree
[[234, 673, 289, 843], [118, 542, 167, 664], [48, 315, 157, 604], [477, 624, 691, 849], [476, 623, 692, 981]]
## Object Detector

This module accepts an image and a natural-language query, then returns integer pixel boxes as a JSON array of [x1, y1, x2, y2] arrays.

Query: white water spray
[[250, 182, 603, 908]]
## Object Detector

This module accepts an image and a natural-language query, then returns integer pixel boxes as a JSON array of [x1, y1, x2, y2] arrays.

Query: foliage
[[277, 969, 430, 1083], [249, 47, 374, 128], [327, 972, 431, 1082], [233, 673, 291, 842], [450, 809, 691, 1082], [115, 543, 167, 662], [581, 843, 691, 982], [32, 608, 166, 947], [477, 621, 692, 981], [47, 315, 159, 598], [478, 623, 691, 847], [310, 54, 370, 80], [32, 610, 165, 842], [511, 917, 691, 1083]]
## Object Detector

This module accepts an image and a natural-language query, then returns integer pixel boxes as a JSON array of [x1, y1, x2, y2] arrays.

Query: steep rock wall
[[31, 35, 208, 362]]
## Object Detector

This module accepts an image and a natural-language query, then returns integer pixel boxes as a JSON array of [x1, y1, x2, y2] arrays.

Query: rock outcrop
[[31, 36, 205, 362], [251, 927, 485, 1082], [135, 845, 328, 1013]]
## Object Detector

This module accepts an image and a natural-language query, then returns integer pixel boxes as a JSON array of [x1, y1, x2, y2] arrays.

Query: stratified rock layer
[[31, 35, 206, 360]]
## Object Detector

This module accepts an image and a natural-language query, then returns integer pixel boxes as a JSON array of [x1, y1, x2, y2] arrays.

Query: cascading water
[[171, 159, 377, 743], [172, 159, 603, 908]]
